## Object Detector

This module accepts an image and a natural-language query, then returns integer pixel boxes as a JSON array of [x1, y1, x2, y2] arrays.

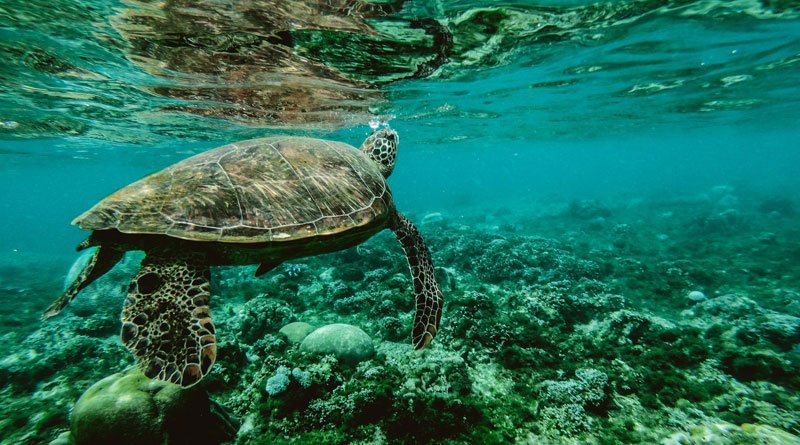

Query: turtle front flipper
[[122, 252, 216, 387], [390, 212, 444, 349], [42, 245, 123, 320]]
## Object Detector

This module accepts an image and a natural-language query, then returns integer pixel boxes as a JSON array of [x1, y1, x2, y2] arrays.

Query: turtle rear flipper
[[42, 245, 123, 320], [390, 213, 443, 349], [122, 253, 216, 388]]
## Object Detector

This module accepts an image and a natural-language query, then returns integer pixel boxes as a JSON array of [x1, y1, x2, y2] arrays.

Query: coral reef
[[2, 189, 800, 444]]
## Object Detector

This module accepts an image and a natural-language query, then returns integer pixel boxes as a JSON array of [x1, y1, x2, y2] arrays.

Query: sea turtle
[[42, 128, 443, 387]]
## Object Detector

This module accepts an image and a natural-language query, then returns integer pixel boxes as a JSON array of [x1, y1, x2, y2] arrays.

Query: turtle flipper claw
[[122, 253, 216, 387]]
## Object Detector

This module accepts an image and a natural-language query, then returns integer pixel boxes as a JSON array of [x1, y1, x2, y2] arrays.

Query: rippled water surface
[[2, 0, 799, 142]]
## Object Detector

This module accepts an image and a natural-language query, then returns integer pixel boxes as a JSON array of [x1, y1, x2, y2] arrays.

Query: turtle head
[[360, 128, 398, 178]]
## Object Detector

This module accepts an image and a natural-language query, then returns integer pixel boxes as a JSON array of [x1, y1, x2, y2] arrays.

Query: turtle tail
[[390, 212, 443, 349]]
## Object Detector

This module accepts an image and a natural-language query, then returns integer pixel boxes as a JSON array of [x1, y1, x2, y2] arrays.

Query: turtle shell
[[74, 137, 393, 243]]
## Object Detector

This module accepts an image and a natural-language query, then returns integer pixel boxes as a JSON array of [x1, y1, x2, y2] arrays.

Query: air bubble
[[368, 115, 396, 130]]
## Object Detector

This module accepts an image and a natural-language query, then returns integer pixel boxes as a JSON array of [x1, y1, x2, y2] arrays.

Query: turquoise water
[[2, 1, 800, 444]]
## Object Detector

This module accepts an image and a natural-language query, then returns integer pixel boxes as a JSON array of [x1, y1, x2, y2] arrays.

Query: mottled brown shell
[[74, 137, 393, 243]]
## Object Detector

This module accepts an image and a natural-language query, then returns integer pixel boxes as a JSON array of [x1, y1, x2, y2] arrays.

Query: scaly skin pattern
[[390, 212, 443, 349], [121, 252, 216, 388], [359, 128, 398, 177]]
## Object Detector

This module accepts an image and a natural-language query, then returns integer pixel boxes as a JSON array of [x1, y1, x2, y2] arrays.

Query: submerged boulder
[[300, 323, 375, 364], [279, 321, 315, 344], [70, 368, 236, 445]]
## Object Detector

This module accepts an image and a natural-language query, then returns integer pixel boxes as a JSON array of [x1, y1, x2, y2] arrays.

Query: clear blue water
[[1, 0, 799, 443]]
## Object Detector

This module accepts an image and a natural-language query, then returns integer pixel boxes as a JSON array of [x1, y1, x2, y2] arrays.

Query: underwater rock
[[718, 349, 798, 385], [48, 431, 71, 445], [278, 321, 315, 345], [300, 323, 375, 365], [687, 290, 707, 302], [70, 367, 235, 445], [567, 199, 612, 220]]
